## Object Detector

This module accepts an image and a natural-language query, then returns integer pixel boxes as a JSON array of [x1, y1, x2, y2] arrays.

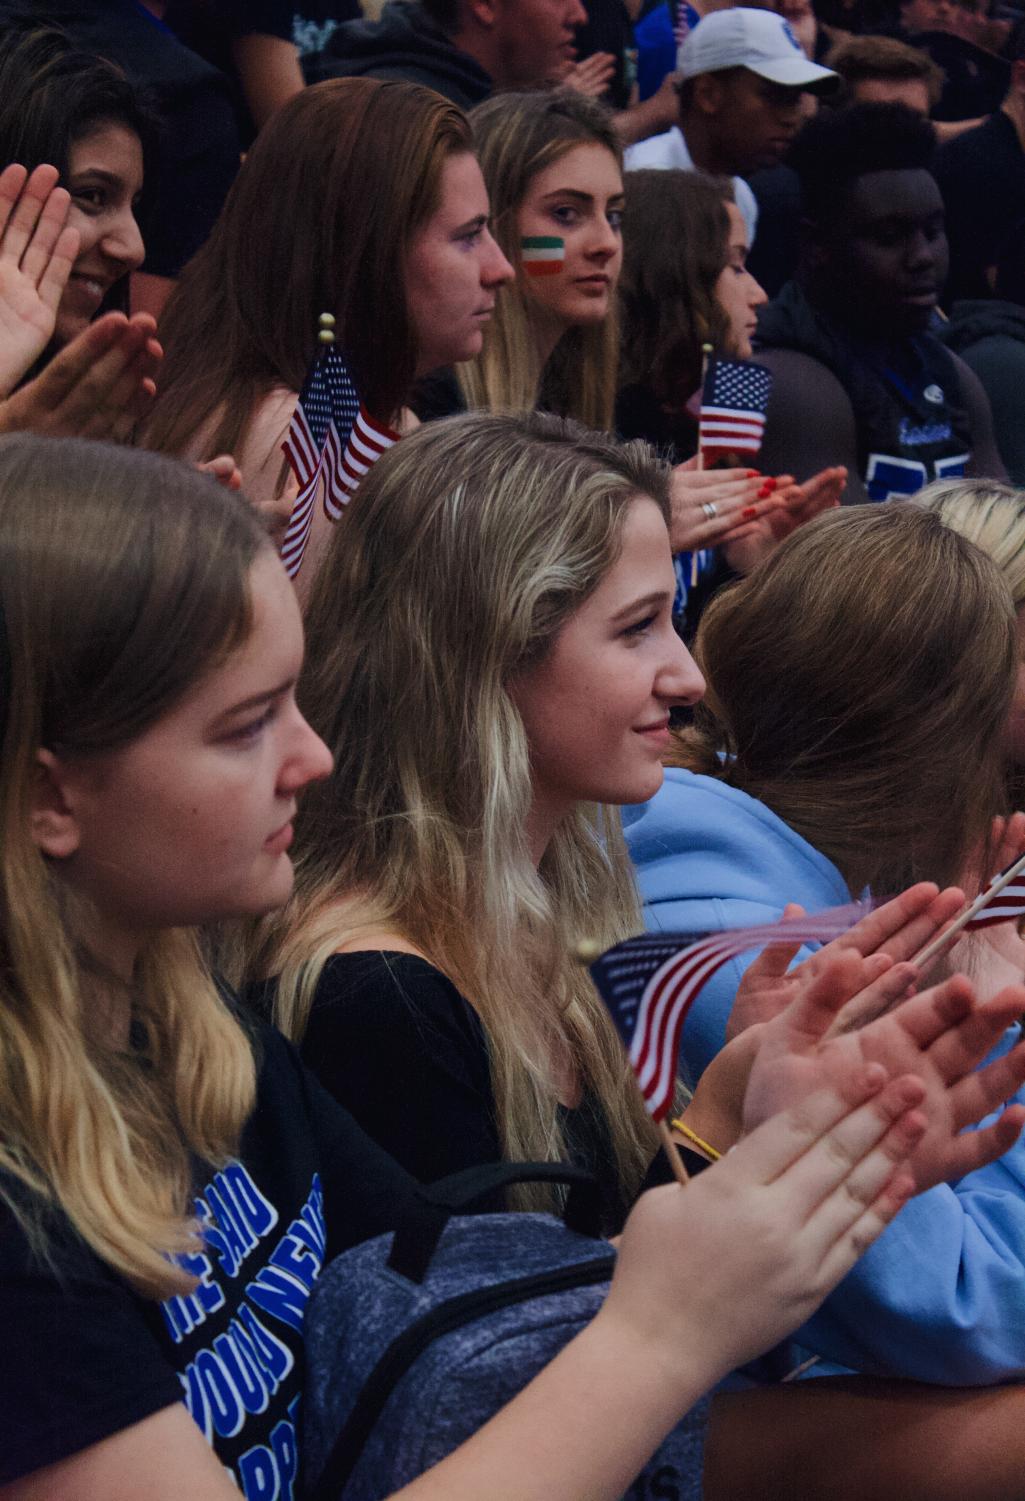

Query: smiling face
[[516, 142, 624, 335], [406, 151, 514, 378], [713, 200, 768, 358], [57, 120, 145, 347], [508, 495, 705, 841], [39, 551, 333, 949], [816, 166, 948, 336]]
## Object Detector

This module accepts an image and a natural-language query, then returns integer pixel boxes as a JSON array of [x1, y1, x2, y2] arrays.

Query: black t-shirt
[[0, 1024, 418, 1491], [287, 951, 632, 1230], [186, 0, 361, 55], [576, 0, 636, 110]]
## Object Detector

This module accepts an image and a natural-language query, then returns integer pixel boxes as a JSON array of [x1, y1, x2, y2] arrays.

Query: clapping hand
[[0, 163, 80, 397]]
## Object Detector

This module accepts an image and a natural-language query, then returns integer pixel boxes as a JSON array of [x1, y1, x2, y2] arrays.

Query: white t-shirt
[[624, 125, 759, 245]]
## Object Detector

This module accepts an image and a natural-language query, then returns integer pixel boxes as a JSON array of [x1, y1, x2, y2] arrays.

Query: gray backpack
[[303, 1162, 710, 1501]]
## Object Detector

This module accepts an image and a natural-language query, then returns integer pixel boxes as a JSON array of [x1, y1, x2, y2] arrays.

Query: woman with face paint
[[3, 430, 1010, 1501], [142, 76, 512, 589]]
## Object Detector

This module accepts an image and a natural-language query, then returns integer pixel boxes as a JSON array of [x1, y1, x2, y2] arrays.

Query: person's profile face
[[711, 70, 806, 172], [900, 0, 957, 31], [39, 552, 334, 944], [405, 152, 513, 377], [492, 0, 588, 86], [818, 167, 948, 336], [712, 201, 768, 358]]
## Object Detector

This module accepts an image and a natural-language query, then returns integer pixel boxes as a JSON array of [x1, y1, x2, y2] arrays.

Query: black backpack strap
[[387, 1161, 604, 1283]]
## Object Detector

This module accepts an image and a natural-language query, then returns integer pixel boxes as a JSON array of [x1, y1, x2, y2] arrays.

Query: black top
[[0, 1024, 418, 1489], [307, 0, 493, 107], [936, 111, 1025, 306], [13, 0, 242, 280], [295, 951, 633, 1230], [576, 0, 636, 110]]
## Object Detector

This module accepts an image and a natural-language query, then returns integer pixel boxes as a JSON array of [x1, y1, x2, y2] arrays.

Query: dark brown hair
[[827, 34, 944, 109], [144, 78, 473, 460], [618, 170, 733, 407], [669, 504, 1016, 895]]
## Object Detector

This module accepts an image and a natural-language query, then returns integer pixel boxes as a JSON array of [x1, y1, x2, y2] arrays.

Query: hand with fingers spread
[[668, 459, 788, 553], [728, 883, 966, 1043], [607, 1063, 926, 1384], [742, 953, 1025, 1194], [723, 465, 847, 574], [563, 51, 616, 96], [0, 310, 161, 441], [0, 162, 80, 397]]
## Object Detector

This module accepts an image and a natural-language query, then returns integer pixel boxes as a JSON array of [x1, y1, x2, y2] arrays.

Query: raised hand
[[668, 459, 788, 552], [728, 883, 965, 1042], [609, 1063, 925, 1384], [563, 52, 616, 96], [0, 310, 161, 441], [723, 465, 847, 573], [742, 951, 1025, 1194], [0, 163, 80, 397]]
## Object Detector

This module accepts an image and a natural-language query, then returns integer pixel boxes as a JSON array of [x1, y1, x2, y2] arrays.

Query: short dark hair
[[790, 101, 937, 222], [826, 34, 944, 108]]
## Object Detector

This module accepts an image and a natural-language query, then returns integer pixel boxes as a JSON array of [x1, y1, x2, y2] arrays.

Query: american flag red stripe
[[323, 405, 399, 520], [699, 358, 773, 466], [590, 905, 870, 1121], [964, 874, 1025, 930]]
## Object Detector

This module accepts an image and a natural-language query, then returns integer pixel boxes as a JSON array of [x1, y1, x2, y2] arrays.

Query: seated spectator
[[617, 168, 844, 630], [755, 102, 1004, 499], [142, 77, 510, 581], [307, 0, 589, 108], [4, 432, 1018, 1501], [625, 501, 1025, 1386], [433, 90, 623, 429], [828, 33, 944, 115], [0, 1, 241, 319], [624, 8, 838, 244], [936, 20, 1025, 301]]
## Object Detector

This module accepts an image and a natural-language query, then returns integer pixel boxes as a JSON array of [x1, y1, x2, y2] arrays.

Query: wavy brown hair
[[0, 437, 265, 1298], [670, 504, 1016, 896], [242, 412, 664, 1207], [143, 77, 473, 464], [618, 170, 734, 408]]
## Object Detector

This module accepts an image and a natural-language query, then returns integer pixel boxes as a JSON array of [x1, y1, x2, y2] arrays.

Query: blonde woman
[[5, 429, 1014, 1501]]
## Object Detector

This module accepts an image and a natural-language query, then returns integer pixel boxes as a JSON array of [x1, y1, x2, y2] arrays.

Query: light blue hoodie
[[624, 767, 1025, 1384]]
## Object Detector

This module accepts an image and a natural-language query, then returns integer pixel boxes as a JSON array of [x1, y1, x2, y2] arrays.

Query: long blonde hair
[[247, 413, 661, 1203], [457, 91, 621, 431], [670, 504, 1016, 896], [0, 437, 264, 1298]]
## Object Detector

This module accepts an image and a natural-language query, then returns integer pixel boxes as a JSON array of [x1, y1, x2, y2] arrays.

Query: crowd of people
[[5, 0, 1025, 1496]]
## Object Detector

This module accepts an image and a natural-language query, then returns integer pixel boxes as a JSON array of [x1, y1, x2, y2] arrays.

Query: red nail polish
[[742, 506, 757, 519], [746, 469, 760, 478], [757, 484, 772, 498]]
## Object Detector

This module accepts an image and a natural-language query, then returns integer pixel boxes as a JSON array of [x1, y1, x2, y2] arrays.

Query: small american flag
[[965, 860, 1025, 930], [280, 346, 360, 577], [672, 0, 700, 48], [589, 905, 869, 1121], [699, 357, 772, 466], [323, 405, 398, 521]]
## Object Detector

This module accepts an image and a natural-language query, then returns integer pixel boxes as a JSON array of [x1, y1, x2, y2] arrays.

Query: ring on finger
[[701, 501, 718, 520]]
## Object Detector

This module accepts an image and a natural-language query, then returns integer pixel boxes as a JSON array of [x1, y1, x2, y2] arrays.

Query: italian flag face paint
[[521, 235, 565, 277]]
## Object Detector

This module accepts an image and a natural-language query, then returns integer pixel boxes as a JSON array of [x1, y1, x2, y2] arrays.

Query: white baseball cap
[[678, 7, 838, 90]]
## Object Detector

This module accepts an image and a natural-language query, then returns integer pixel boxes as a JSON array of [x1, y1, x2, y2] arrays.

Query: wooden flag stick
[[691, 343, 715, 589], [658, 1119, 690, 1186], [912, 849, 1025, 969]]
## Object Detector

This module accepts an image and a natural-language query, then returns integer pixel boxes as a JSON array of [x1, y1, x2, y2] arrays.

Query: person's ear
[[465, 0, 498, 30], [692, 72, 726, 117], [29, 748, 82, 860]]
